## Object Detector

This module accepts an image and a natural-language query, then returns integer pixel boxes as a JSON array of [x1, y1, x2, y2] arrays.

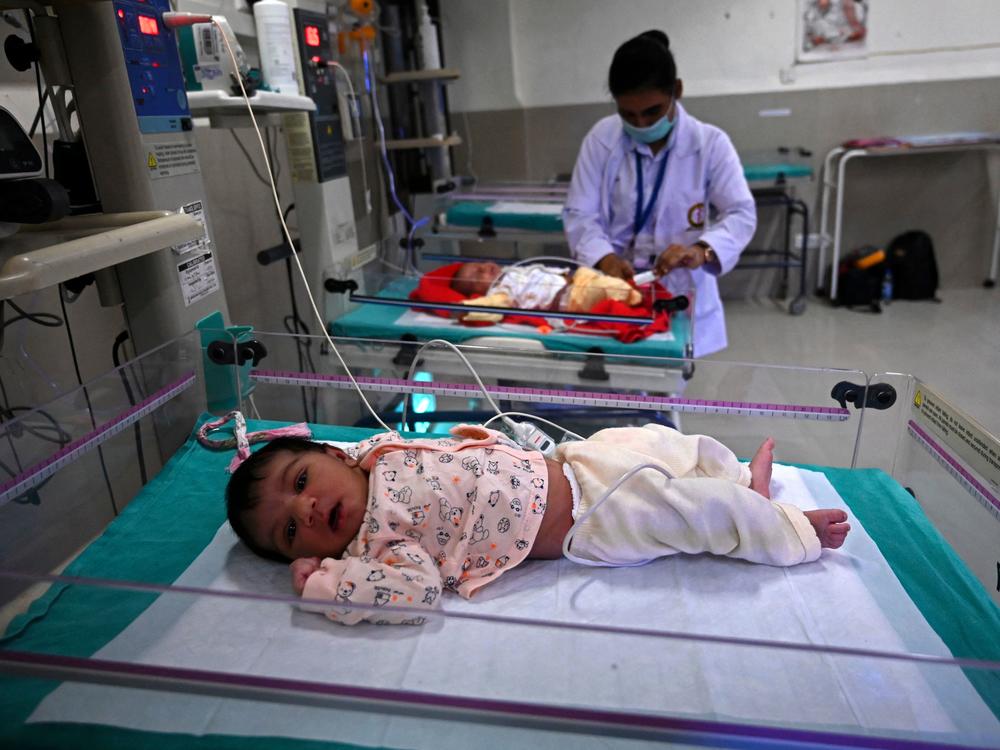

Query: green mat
[[445, 200, 564, 233], [0, 419, 996, 749]]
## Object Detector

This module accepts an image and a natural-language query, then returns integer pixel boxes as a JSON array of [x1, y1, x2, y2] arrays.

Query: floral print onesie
[[301, 425, 547, 625]]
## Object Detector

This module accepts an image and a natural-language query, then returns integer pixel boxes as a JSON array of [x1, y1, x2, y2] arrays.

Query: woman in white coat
[[563, 30, 756, 357]]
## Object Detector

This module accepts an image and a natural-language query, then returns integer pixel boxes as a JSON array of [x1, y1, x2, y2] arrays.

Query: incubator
[[0, 326, 996, 749]]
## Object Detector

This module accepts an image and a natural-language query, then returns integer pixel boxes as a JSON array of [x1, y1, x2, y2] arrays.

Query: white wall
[[441, 0, 1000, 112]]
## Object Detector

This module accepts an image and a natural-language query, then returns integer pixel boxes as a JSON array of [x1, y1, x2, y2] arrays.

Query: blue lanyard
[[632, 149, 669, 246]]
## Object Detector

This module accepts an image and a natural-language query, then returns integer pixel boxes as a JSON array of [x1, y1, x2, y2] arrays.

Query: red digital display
[[137, 15, 159, 35], [304, 25, 321, 47]]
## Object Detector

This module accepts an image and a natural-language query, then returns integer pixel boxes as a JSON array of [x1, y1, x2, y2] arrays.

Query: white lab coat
[[563, 103, 756, 357]]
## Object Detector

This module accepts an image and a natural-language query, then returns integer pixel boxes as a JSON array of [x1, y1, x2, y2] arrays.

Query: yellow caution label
[[913, 389, 923, 408], [147, 152, 158, 169]]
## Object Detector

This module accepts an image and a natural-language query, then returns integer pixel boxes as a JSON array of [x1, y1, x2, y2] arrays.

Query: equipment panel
[[112, 0, 191, 133], [292, 8, 347, 181]]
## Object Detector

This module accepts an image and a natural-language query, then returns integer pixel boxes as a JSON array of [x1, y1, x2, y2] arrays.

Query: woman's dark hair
[[608, 30, 677, 97], [225, 437, 327, 561]]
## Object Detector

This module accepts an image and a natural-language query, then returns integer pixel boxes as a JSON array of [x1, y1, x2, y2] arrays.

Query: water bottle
[[881, 269, 894, 304]]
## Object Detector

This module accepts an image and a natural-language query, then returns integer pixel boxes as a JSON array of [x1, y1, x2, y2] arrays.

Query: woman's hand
[[654, 243, 710, 276], [596, 253, 635, 280], [291, 556, 322, 595]]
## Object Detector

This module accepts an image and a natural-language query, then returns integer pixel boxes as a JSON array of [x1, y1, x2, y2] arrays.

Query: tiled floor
[[709, 287, 1000, 438]]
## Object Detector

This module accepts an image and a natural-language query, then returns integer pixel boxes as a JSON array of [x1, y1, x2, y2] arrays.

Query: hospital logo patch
[[687, 202, 706, 228]]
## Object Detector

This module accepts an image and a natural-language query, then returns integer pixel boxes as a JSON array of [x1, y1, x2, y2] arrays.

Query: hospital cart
[[0, 325, 997, 749]]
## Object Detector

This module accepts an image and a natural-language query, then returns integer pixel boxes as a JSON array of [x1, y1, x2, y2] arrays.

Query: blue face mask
[[622, 112, 674, 144]]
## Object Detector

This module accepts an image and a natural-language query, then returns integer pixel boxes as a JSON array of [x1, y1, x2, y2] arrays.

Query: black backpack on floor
[[887, 230, 939, 300], [833, 246, 884, 312]]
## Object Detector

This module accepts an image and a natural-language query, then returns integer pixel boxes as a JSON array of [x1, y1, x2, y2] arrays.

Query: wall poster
[[797, 0, 869, 62]]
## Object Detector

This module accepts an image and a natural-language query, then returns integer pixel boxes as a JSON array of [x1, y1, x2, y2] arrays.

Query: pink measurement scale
[[251, 370, 850, 422], [0, 373, 196, 507]]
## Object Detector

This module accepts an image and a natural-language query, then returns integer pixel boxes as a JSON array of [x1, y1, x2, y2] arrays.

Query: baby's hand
[[290, 557, 321, 595]]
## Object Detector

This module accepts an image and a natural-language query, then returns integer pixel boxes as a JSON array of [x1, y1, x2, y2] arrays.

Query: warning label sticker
[[172, 200, 211, 255], [912, 384, 1000, 490], [148, 141, 201, 180], [177, 251, 220, 307], [282, 111, 318, 182]]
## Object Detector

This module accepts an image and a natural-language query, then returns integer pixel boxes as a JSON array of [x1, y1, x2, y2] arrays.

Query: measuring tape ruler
[[0, 372, 197, 507], [251, 370, 849, 421], [908, 419, 1000, 522]]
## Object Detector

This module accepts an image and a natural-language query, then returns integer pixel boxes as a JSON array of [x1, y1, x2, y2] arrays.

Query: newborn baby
[[450, 261, 642, 320]]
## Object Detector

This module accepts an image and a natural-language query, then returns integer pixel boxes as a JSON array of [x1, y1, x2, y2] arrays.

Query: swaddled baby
[[449, 262, 642, 321]]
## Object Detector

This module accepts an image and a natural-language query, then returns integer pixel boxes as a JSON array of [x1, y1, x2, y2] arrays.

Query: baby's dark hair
[[225, 436, 327, 562], [450, 264, 476, 296], [609, 30, 677, 97]]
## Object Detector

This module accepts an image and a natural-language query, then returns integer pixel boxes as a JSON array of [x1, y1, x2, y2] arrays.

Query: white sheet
[[485, 201, 564, 216], [30, 465, 1000, 748]]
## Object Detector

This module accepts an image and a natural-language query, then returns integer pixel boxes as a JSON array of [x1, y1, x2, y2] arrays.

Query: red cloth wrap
[[408, 264, 673, 342]]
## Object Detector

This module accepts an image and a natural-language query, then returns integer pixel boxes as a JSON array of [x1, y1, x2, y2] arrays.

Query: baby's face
[[453, 262, 501, 296], [245, 447, 369, 560]]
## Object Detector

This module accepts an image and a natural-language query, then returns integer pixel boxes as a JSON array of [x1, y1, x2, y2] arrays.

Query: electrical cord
[[561, 462, 674, 567], [0, 373, 70, 505], [266, 125, 281, 184], [164, 13, 568, 450], [363, 52, 428, 272], [112, 331, 148, 486], [398, 340, 582, 451], [202, 17, 393, 431], [58, 285, 118, 514], [283, 313, 317, 422], [24, 10, 48, 179], [230, 129, 273, 187], [400, 338, 506, 433], [2, 300, 62, 328], [0, 299, 63, 351]]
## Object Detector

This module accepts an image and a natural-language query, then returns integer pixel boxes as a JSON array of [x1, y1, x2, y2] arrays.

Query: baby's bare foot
[[749, 438, 775, 499], [804, 509, 851, 549]]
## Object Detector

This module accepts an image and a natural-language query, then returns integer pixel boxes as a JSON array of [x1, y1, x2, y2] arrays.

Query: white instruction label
[[912, 383, 1000, 492], [147, 141, 201, 179], [177, 251, 220, 307], [172, 200, 211, 255], [282, 111, 318, 182]]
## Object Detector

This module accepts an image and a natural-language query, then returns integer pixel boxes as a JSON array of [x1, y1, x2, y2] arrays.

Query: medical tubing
[[58, 284, 118, 514], [481, 411, 585, 443], [111, 330, 148, 486], [193, 13, 535, 440], [326, 61, 371, 213], [213, 18, 392, 432], [366, 54, 429, 271], [560, 462, 675, 568], [400, 338, 508, 432]]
